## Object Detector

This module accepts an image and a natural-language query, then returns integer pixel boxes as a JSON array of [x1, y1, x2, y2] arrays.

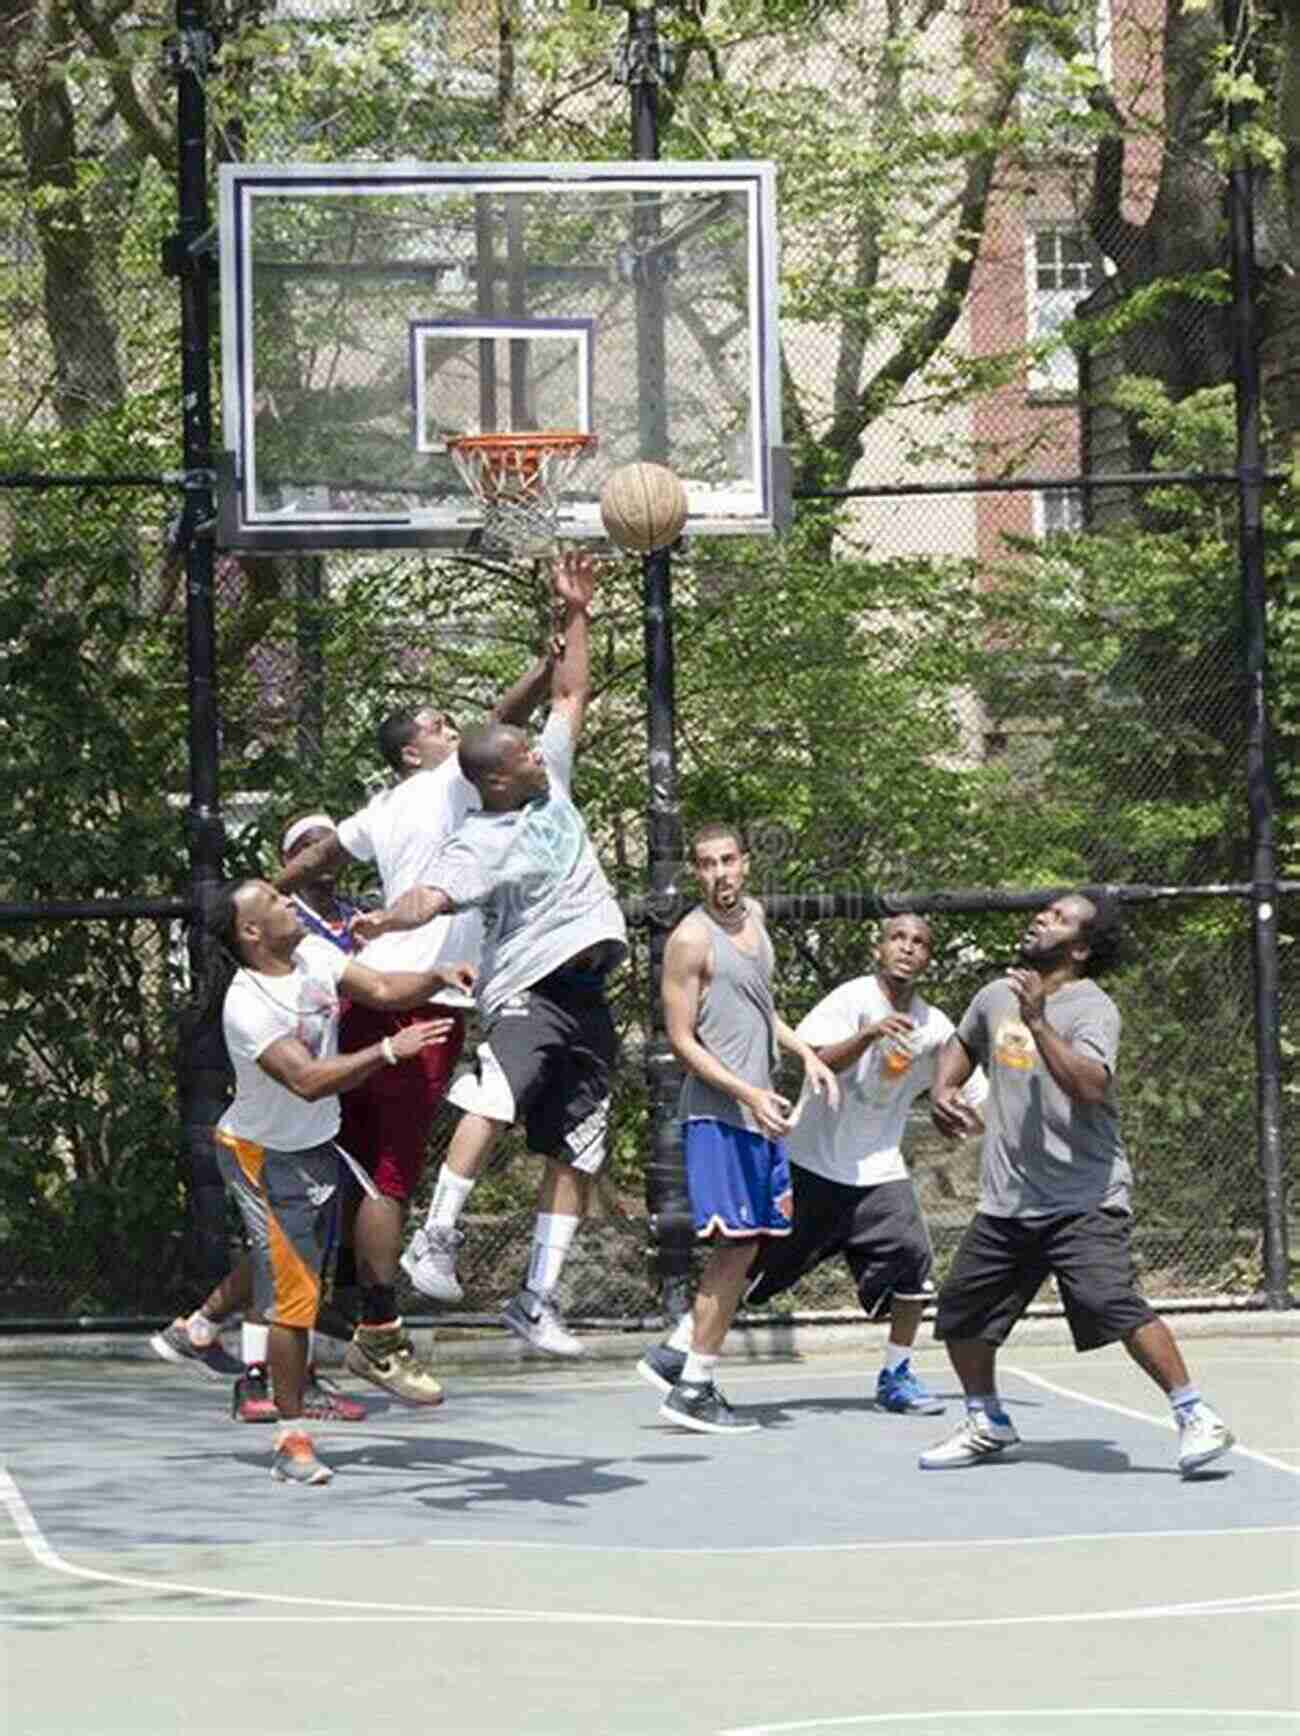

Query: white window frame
[[1026, 224, 1099, 395]]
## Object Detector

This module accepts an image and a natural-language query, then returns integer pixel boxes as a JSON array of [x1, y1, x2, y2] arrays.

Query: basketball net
[[447, 432, 597, 561]]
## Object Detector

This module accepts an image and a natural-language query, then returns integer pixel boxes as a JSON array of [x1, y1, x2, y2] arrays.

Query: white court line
[[3, 1522, 1294, 1559], [1002, 1365, 1300, 1479], [719, 1711, 1300, 1735], [3, 1465, 1297, 1632]]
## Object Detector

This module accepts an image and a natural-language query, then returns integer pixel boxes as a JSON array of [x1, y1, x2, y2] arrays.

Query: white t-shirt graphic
[[219, 936, 349, 1150], [787, 976, 987, 1187]]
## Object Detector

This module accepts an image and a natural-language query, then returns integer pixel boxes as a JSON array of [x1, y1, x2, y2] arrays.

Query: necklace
[[709, 898, 749, 934]]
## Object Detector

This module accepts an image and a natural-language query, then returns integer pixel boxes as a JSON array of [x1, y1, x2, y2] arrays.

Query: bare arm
[[255, 1018, 454, 1103], [350, 884, 454, 947], [490, 638, 559, 727], [662, 923, 793, 1138], [274, 831, 352, 893], [1006, 969, 1109, 1105], [548, 552, 595, 740], [930, 1033, 980, 1138], [812, 1011, 916, 1074], [338, 955, 476, 1010], [774, 1015, 841, 1112]]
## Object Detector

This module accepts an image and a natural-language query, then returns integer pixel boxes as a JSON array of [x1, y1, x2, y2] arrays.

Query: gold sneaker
[[343, 1322, 444, 1406]]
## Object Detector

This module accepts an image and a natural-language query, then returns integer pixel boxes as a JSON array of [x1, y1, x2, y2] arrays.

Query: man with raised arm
[[642, 822, 839, 1435], [920, 890, 1234, 1476], [354, 553, 627, 1358], [273, 637, 555, 1403]]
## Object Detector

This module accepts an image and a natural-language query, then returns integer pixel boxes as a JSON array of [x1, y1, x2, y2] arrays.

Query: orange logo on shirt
[[993, 1017, 1036, 1071]]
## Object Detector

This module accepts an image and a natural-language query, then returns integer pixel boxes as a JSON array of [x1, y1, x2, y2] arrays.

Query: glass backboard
[[217, 161, 785, 551]]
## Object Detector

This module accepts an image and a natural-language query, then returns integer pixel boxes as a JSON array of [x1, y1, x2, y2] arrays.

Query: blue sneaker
[[876, 1360, 944, 1415]]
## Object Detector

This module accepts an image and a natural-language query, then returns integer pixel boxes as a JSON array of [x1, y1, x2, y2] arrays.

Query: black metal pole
[[1224, 0, 1291, 1308], [173, 0, 228, 1290], [626, 3, 692, 1320]]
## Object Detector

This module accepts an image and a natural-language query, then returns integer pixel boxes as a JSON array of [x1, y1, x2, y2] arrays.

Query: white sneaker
[[1177, 1402, 1234, 1476], [400, 1226, 464, 1304], [501, 1292, 584, 1358], [919, 1412, 1020, 1469]]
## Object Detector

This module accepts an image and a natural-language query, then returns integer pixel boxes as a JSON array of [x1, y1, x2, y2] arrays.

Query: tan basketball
[[599, 461, 689, 554]]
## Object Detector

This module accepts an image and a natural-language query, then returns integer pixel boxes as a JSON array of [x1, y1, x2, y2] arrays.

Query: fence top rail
[[4, 882, 1295, 929]]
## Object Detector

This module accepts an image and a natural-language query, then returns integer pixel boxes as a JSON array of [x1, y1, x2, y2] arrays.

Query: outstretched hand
[[804, 1052, 841, 1114], [435, 960, 477, 998], [931, 1085, 981, 1140], [552, 549, 596, 612], [351, 908, 388, 947], [388, 1017, 455, 1060]]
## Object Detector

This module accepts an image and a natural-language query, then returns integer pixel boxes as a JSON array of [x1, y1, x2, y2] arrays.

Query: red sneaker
[[231, 1364, 278, 1424], [302, 1367, 367, 1423]]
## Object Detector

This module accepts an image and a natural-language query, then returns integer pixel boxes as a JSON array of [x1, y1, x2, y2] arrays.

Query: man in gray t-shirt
[[917, 891, 1233, 1480], [353, 553, 625, 1361]]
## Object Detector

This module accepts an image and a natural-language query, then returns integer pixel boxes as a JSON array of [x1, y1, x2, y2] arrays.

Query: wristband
[[381, 1037, 398, 1066]]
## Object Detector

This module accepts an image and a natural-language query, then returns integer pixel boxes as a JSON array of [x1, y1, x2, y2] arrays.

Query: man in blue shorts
[[922, 891, 1234, 1476], [649, 822, 838, 1435]]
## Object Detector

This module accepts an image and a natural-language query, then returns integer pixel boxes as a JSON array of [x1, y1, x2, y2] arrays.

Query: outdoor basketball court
[[4, 1331, 1297, 1735]]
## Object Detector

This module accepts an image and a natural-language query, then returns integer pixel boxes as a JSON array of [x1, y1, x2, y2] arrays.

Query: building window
[[1034, 485, 1086, 538], [1027, 226, 1099, 395]]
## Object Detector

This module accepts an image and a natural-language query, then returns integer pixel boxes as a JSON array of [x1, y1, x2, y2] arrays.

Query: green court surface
[[3, 1327, 1298, 1736]]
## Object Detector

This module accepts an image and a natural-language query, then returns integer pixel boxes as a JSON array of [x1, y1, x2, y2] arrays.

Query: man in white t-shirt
[[274, 643, 555, 1398], [204, 877, 473, 1483], [638, 913, 984, 1416]]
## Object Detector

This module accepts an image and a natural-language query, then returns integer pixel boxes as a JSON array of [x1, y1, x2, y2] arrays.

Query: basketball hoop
[[447, 431, 597, 561]]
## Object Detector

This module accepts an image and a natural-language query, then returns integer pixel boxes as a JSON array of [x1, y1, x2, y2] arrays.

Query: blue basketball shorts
[[682, 1117, 793, 1240]]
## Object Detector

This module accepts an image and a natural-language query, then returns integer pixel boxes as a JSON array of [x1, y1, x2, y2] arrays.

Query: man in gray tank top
[[642, 822, 838, 1435], [921, 891, 1233, 1478]]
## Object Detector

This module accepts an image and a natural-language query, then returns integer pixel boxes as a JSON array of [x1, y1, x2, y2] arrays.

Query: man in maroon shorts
[[275, 648, 556, 1402]]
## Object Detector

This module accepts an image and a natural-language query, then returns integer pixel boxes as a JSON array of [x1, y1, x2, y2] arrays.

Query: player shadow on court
[[229, 1435, 710, 1511]]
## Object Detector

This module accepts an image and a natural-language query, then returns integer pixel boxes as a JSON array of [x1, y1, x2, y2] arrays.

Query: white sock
[[242, 1322, 269, 1367], [185, 1308, 219, 1348], [683, 1351, 718, 1386], [1169, 1382, 1200, 1415], [883, 1341, 910, 1374], [966, 1392, 1007, 1422], [525, 1213, 580, 1298], [666, 1313, 695, 1354], [307, 1330, 316, 1367], [426, 1167, 476, 1232]]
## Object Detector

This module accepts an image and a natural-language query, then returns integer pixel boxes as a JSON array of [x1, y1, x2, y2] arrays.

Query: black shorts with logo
[[934, 1207, 1158, 1352], [447, 968, 619, 1173]]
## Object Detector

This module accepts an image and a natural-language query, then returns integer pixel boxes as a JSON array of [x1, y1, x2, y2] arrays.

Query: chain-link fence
[[1, 0, 1296, 1327]]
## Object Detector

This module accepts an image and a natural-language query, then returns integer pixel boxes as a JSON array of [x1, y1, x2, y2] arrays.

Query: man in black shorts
[[354, 553, 625, 1357], [921, 891, 1234, 1476], [738, 913, 984, 1416]]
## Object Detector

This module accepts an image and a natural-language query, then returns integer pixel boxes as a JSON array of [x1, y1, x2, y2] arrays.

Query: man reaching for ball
[[355, 552, 626, 1357]]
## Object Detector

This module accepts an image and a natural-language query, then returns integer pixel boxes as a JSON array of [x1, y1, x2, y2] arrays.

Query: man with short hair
[[354, 554, 627, 1359], [642, 822, 839, 1434], [639, 912, 984, 1417], [921, 891, 1234, 1476], [201, 877, 473, 1481], [274, 644, 554, 1401]]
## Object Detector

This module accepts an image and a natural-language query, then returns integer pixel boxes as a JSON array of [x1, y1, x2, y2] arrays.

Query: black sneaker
[[659, 1380, 759, 1435], [635, 1343, 688, 1395]]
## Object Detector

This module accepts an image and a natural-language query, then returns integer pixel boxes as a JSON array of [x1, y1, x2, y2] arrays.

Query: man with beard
[[919, 891, 1234, 1476]]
